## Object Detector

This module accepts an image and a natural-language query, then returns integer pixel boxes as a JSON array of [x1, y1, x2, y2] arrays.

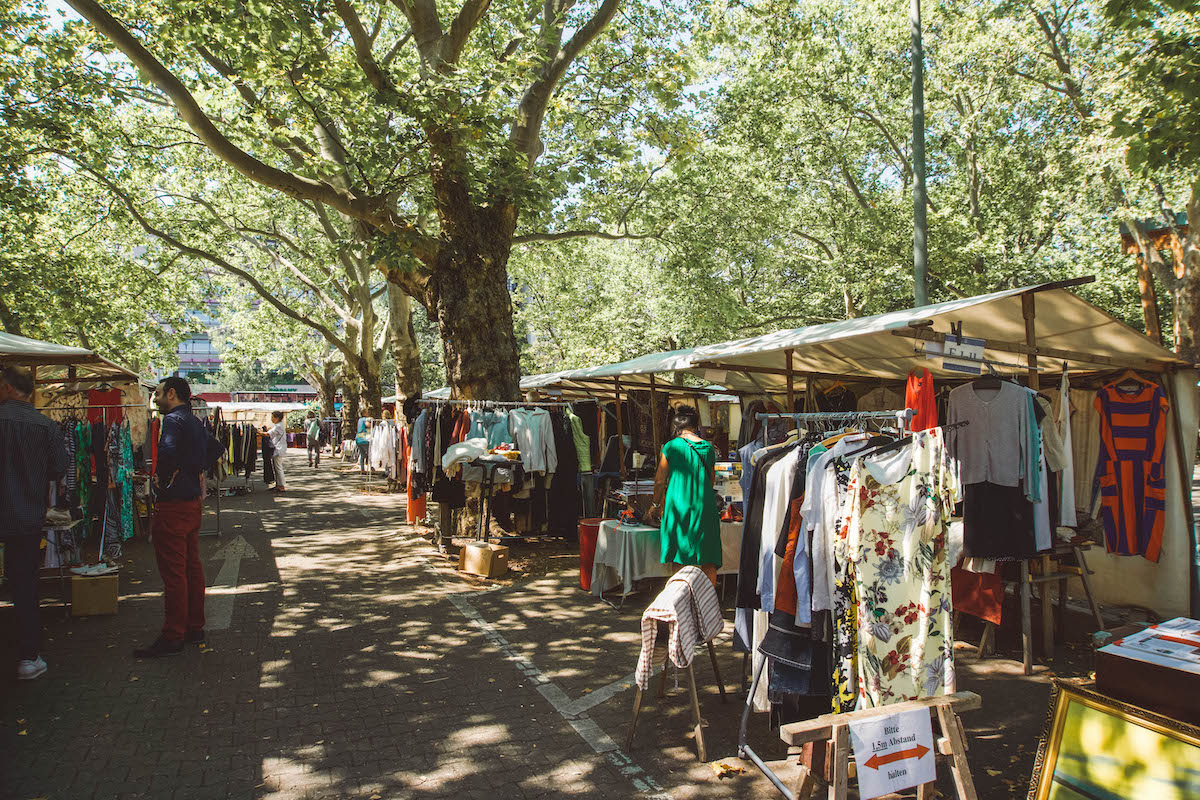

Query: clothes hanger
[[969, 359, 1005, 390], [1107, 369, 1148, 392]]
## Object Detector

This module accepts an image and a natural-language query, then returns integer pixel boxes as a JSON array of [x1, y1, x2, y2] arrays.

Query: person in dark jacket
[[0, 366, 68, 680], [135, 377, 220, 658]]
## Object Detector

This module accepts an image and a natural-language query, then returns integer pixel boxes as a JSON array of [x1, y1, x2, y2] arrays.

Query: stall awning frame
[[0, 332, 140, 382]]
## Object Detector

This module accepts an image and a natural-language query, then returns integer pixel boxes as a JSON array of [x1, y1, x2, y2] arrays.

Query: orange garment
[[402, 426, 427, 524], [773, 498, 806, 616], [905, 368, 938, 431], [1095, 379, 1169, 561], [450, 410, 470, 445]]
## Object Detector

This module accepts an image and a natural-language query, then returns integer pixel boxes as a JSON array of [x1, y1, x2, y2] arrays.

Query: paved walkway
[[2, 449, 1092, 799]]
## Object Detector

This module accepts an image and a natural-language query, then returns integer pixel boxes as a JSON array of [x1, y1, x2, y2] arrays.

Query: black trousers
[[3, 534, 41, 660]]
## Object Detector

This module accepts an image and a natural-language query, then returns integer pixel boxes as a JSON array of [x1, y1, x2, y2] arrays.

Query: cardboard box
[[458, 542, 509, 578], [71, 573, 119, 616]]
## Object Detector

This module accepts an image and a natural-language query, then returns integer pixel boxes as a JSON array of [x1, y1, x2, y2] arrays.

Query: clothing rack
[[417, 398, 572, 408], [739, 406, 919, 798], [40, 402, 150, 417], [43, 404, 150, 561]]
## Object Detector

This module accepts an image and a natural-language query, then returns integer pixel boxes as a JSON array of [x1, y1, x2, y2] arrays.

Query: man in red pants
[[135, 377, 221, 658]]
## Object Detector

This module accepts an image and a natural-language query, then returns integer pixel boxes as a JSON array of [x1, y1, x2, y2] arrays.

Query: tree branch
[[194, 44, 318, 165], [334, 0, 394, 93], [510, 0, 622, 165], [443, 0, 494, 65], [512, 228, 659, 244], [791, 230, 836, 262], [66, 0, 437, 262], [86, 172, 361, 364], [178, 193, 358, 324], [381, 30, 414, 66], [388, 0, 445, 70]]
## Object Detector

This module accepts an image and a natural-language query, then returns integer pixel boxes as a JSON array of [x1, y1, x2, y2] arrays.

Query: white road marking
[[206, 535, 259, 630], [447, 590, 672, 799]]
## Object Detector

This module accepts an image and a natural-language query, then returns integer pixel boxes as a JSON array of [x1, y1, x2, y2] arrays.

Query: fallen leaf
[[710, 761, 746, 779], [17, 719, 25, 724], [129, 676, 139, 682], [18, 730, 27, 736], [986, 769, 1002, 777], [370, 795, 382, 799]]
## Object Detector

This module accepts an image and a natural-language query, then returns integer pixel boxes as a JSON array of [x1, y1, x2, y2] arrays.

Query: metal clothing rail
[[755, 409, 916, 422], [418, 398, 572, 408]]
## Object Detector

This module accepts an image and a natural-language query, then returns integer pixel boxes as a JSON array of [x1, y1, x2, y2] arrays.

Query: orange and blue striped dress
[[1094, 380, 1169, 561]]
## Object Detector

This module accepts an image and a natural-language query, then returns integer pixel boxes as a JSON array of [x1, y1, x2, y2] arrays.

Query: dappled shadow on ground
[[2, 448, 1099, 800]]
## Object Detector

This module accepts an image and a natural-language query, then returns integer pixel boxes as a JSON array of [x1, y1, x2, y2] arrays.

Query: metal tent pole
[[912, 0, 929, 306]]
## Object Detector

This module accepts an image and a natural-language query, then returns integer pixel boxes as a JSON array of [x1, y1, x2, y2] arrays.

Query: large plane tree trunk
[[427, 199, 522, 402]]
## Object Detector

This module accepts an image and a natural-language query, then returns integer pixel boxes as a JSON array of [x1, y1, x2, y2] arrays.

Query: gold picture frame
[[1028, 680, 1200, 800]]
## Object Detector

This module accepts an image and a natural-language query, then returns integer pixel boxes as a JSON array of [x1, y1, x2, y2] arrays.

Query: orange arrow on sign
[[864, 744, 931, 770]]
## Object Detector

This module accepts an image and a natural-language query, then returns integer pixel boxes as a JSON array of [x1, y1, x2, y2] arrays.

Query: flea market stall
[[686, 279, 1198, 631], [0, 333, 153, 614], [553, 281, 1199, 799]]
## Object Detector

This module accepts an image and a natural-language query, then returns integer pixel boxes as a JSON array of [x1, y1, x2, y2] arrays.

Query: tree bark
[[426, 202, 522, 401], [1126, 221, 1164, 344], [341, 372, 361, 427], [359, 367, 383, 418], [387, 284, 424, 401], [1166, 182, 1200, 363]]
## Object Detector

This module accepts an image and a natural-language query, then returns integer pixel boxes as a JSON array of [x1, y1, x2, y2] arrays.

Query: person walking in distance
[[266, 411, 288, 491], [306, 411, 322, 468], [0, 366, 68, 680], [135, 376, 222, 658]]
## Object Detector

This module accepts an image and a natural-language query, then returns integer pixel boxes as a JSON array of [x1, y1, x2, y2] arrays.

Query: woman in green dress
[[646, 406, 721, 586]]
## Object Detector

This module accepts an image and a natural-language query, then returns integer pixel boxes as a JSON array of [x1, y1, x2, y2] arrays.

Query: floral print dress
[[842, 428, 960, 708]]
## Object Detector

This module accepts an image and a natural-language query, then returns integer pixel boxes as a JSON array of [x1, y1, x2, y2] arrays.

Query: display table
[[590, 520, 742, 598]]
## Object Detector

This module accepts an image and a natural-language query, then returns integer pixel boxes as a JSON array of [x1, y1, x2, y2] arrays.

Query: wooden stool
[[780, 691, 982, 800], [625, 639, 727, 762]]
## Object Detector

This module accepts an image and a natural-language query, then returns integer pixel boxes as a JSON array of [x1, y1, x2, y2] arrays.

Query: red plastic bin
[[578, 518, 604, 591]]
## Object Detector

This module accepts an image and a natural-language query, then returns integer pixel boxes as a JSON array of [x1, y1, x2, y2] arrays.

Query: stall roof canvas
[[690, 283, 1185, 387], [0, 331, 140, 380]]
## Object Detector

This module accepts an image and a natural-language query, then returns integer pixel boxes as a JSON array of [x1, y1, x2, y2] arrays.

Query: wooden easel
[[778, 691, 981, 800]]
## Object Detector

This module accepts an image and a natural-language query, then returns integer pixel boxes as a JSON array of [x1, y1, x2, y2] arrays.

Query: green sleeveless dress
[[659, 436, 722, 567]]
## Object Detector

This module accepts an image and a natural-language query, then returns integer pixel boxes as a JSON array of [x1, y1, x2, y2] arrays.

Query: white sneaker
[[17, 657, 47, 681]]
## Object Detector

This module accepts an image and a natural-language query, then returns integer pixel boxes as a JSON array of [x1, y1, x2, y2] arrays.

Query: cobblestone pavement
[[2, 448, 1093, 800]]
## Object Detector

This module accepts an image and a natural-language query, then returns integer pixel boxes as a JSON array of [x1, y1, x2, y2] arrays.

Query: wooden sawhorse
[[778, 691, 982, 800]]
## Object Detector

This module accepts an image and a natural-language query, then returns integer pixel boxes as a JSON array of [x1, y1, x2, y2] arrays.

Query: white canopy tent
[[689, 281, 1186, 387], [205, 401, 311, 428]]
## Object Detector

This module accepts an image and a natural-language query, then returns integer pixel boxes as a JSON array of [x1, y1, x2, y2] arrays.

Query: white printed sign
[[849, 708, 936, 800], [924, 336, 987, 375]]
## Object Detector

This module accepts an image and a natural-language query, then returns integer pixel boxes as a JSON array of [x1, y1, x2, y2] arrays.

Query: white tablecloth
[[590, 520, 742, 597]]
